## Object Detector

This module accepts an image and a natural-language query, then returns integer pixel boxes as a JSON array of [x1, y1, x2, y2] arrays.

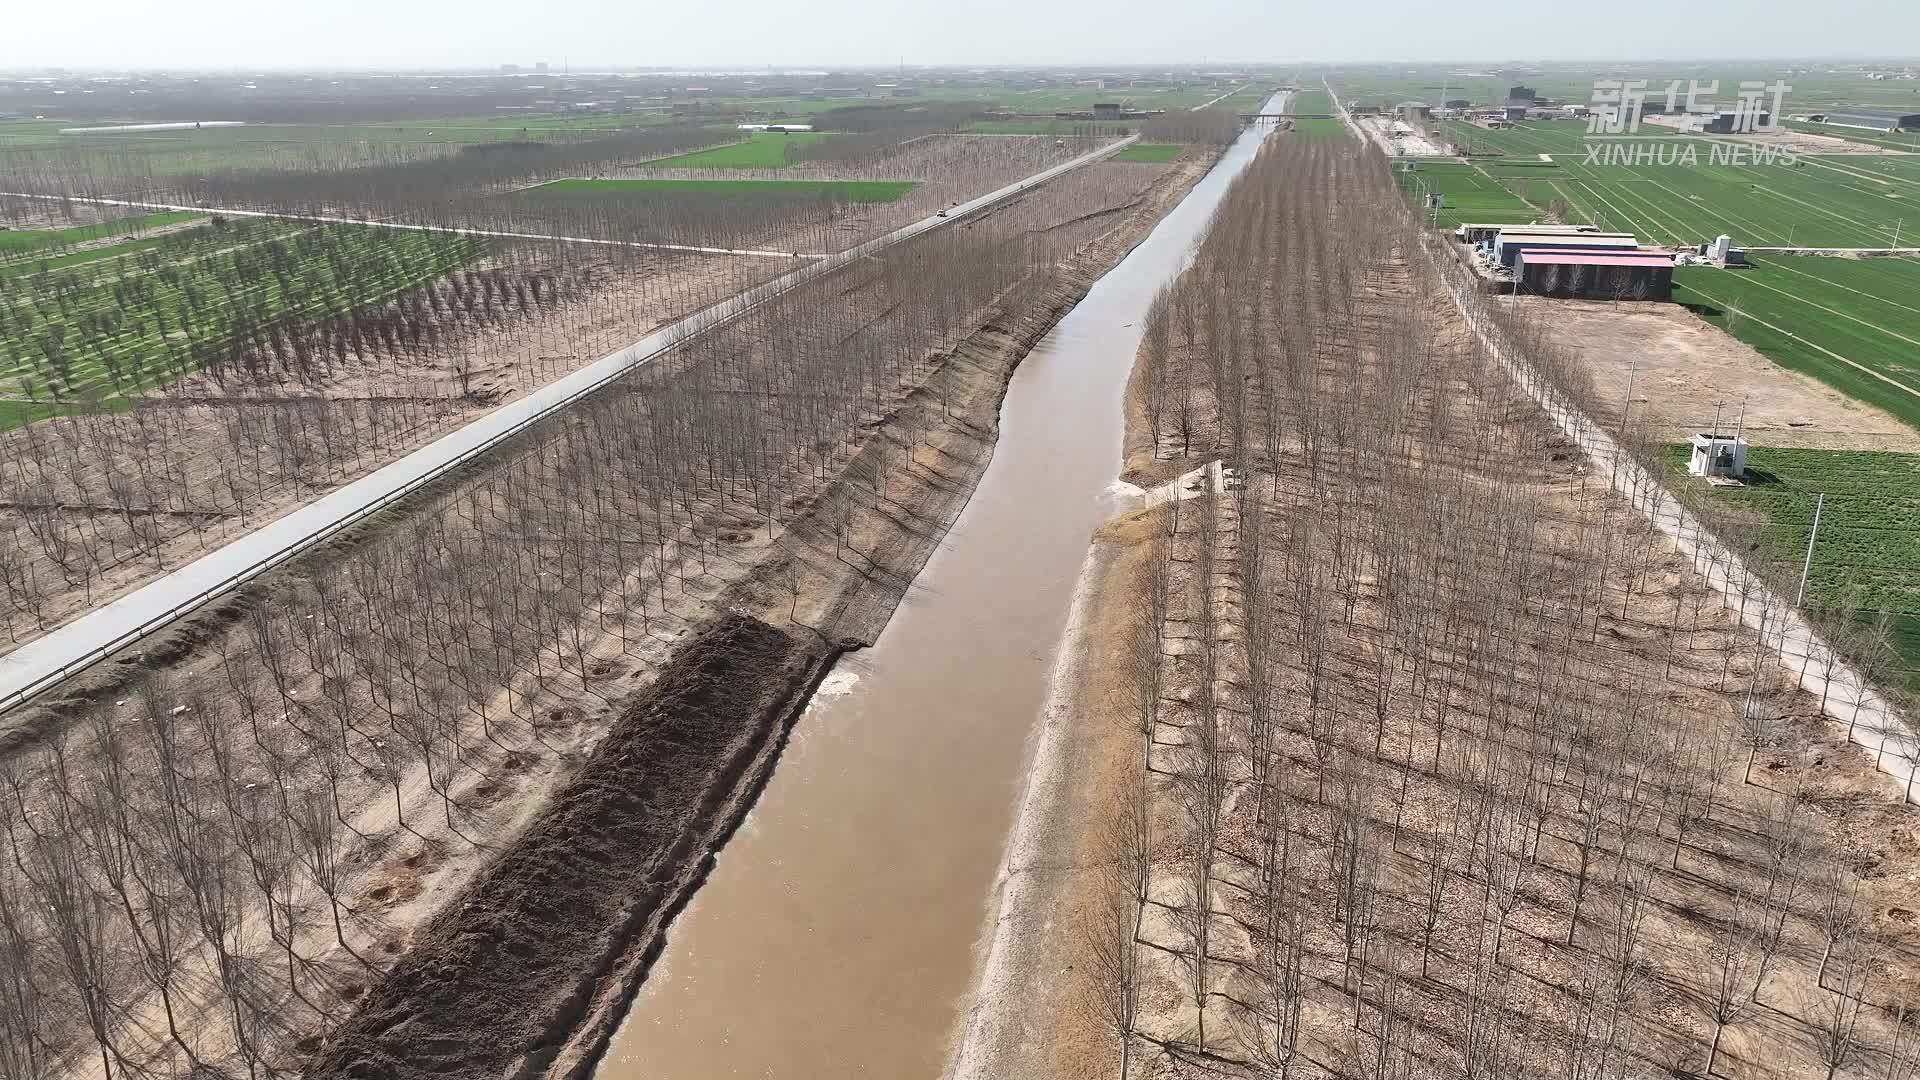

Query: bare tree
[[1812, 936, 1871, 1080], [1703, 894, 1763, 1078]]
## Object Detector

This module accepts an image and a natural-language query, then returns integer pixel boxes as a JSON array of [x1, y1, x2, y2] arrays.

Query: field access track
[[0, 135, 1138, 714]]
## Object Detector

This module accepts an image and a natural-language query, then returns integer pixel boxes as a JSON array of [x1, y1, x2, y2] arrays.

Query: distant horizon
[[4, 0, 1919, 73], [2, 55, 1919, 78]]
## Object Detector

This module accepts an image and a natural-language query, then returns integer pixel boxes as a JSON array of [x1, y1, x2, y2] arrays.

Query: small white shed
[[1688, 433, 1748, 480]]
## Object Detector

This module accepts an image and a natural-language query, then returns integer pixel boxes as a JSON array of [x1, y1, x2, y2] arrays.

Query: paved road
[[0, 190, 826, 258], [0, 136, 1138, 714]]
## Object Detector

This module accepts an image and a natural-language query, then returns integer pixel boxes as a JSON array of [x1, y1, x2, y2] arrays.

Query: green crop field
[[1224, 85, 1279, 108], [1289, 90, 1351, 142], [0, 113, 671, 176], [1113, 143, 1182, 162], [536, 177, 915, 203], [0, 400, 60, 430], [1424, 118, 1920, 248], [1393, 160, 1539, 229], [0, 220, 482, 428], [966, 118, 1103, 134], [1665, 445, 1920, 685], [921, 84, 1259, 113], [1673, 257, 1920, 431], [0, 118, 74, 143], [1, 113, 641, 151], [728, 97, 868, 119], [641, 131, 833, 169], [0, 211, 200, 256], [0, 233, 199, 282]]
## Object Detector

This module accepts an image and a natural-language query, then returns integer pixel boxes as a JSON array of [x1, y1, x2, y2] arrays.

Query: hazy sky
[[3, 0, 1917, 71]]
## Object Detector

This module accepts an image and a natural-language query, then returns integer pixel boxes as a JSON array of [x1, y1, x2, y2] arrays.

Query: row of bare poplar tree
[[0, 156, 1172, 1079], [1079, 132, 1920, 1080], [0, 117, 1130, 646], [0, 220, 794, 644]]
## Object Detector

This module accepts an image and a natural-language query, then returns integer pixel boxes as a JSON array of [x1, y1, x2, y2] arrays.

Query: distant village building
[[1092, 102, 1124, 119], [1508, 85, 1537, 101], [1705, 111, 1770, 133], [1808, 110, 1920, 130]]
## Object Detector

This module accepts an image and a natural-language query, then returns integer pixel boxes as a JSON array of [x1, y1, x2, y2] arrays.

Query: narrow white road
[[0, 136, 1138, 713], [1190, 87, 1243, 111], [1427, 244, 1920, 799]]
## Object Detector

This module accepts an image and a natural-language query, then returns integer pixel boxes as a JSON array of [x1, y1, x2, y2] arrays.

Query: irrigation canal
[[595, 93, 1291, 1080]]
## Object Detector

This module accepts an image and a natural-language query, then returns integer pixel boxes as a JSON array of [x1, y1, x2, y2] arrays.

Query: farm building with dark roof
[[1513, 251, 1675, 302], [1808, 110, 1920, 130]]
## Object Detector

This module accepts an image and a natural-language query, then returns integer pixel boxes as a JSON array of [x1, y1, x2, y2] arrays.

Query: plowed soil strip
[[305, 615, 840, 1080]]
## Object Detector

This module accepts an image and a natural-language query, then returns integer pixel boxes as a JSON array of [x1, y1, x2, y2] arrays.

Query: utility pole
[[1619, 364, 1636, 437], [1796, 492, 1826, 607]]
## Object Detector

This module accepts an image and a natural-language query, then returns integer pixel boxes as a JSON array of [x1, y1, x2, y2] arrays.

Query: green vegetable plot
[[0, 220, 482, 427], [1667, 445, 1920, 685]]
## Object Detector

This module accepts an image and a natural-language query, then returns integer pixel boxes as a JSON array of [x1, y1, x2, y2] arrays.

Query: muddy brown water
[[596, 98, 1289, 1080]]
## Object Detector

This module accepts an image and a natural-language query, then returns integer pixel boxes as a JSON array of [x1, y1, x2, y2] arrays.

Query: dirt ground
[[0, 151, 1215, 1080], [969, 139, 1920, 1080], [0, 249, 791, 649], [0, 198, 135, 231], [301, 150, 1215, 1080], [1644, 115, 1911, 157], [305, 614, 838, 1080], [1519, 297, 1920, 451]]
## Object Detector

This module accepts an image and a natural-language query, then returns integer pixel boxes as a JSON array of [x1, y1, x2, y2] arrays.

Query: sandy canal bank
[[293, 152, 1221, 1080], [947, 502, 1168, 1080], [588, 119, 1286, 1080], [943, 113, 1291, 1080]]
